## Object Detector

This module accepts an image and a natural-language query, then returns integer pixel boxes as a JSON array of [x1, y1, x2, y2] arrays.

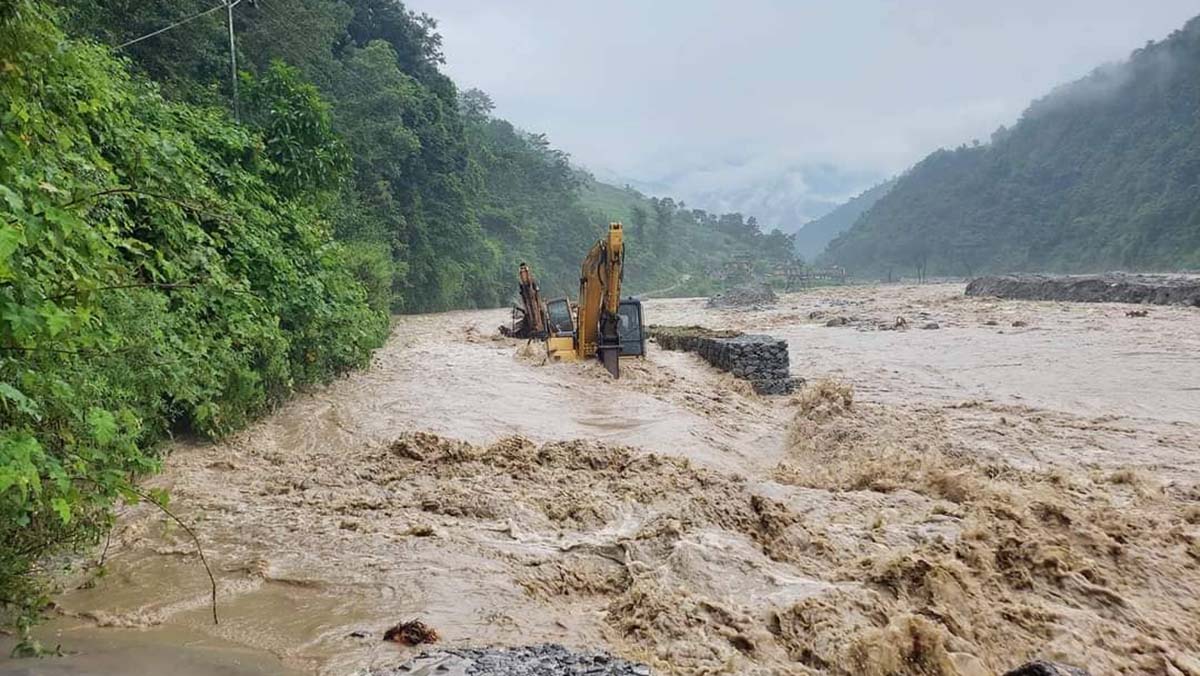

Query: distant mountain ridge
[[594, 163, 883, 237], [575, 178, 797, 297], [825, 14, 1200, 277], [792, 179, 894, 261]]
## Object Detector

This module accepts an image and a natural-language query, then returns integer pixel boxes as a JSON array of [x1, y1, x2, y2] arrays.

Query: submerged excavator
[[545, 222, 646, 378], [499, 262, 549, 339], [501, 222, 645, 378]]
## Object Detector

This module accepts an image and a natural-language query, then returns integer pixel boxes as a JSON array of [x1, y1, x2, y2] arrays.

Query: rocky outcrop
[[650, 325, 798, 394], [965, 273, 1200, 306]]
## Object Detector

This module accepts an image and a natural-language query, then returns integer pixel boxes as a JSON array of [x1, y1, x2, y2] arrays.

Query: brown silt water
[[6, 284, 1200, 675]]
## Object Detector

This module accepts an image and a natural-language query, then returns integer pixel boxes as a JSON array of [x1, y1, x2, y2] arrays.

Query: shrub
[[0, 2, 385, 634]]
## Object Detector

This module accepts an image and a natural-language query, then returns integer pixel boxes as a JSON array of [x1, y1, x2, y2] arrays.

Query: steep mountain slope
[[577, 179, 797, 297], [612, 163, 883, 240], [793, 179, 894, 261], [827, 15, 1200, 277]]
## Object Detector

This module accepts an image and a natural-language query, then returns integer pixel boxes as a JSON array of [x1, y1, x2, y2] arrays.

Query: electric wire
[[117, 0, 242, 50]]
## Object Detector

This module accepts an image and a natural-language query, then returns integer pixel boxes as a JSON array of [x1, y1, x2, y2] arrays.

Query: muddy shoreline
[[5, 283, 1199, 675]]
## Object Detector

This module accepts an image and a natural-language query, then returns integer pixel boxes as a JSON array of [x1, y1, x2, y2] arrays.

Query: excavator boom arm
[[576, 223, 624, 376], [499, 262, 548, 339], [517, 262, 547, 337]]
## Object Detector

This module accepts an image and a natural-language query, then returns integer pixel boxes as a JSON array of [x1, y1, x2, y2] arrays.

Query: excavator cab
[[546, 298, 575, 336], [545, 298, 578, 361], [617, 298, 645, 357], [545, 296, 644, 365]]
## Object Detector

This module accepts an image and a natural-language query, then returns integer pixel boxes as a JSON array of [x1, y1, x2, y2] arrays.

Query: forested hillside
[[579, 181, 796, 296], [792, 179, 894, 261], [826, 15, 1200, 278], [69, 0, 793, 310], [0, 0, 794, 631]]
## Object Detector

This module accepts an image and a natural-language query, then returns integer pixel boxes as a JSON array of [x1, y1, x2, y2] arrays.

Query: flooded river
[[5, 284, 1199, 675]]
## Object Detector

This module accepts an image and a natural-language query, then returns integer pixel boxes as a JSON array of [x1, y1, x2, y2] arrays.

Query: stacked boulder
[[706, 283, 778, 309], [965, 273, 1200, 306], [650, 326, 797, 394]]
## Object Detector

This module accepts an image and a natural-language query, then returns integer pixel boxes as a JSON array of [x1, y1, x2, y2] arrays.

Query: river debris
[[966, 273, 1200, 306], [404, 523, 436, 537], [384, 619, 440, 646], [373, 644, 652, 676], [706, 283, 777, 309], [649, 325, 799, 394], [1126, 309, 1150, 318]]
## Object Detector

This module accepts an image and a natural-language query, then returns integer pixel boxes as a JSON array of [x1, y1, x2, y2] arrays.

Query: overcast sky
[[404, 1, 1199, 226]]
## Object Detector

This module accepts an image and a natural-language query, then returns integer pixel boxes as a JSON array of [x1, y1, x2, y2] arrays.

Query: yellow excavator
[[543, 222, 645, 378], [499, 262, 549, 339]]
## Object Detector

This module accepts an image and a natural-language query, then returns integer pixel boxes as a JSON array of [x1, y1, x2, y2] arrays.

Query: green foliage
[[826, 16, 1200, 278], [576, 181, 798, 297], [340, 240, 396, 315], [327, 38, 498, 312], [63, 0, 235, 104], [0, 1, 385, 626], [242, 61, 349, 202], [61, 0, 797, 313]]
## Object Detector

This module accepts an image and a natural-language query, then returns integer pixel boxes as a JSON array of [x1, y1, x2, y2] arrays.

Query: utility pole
[[226, 0, 239, 121]]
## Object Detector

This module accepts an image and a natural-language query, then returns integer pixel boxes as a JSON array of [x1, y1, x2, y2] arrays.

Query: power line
[[116, 1, 244, 121], [116, 1, 239, 50]]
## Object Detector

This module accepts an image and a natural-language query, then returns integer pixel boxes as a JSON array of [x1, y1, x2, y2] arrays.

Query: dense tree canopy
[[63, 0, 795, 311], [1, 1, 387, 634], [826, 15, 1200, 278]]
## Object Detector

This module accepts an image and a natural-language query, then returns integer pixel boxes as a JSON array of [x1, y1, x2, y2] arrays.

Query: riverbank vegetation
[[0, 1, 390, 634]]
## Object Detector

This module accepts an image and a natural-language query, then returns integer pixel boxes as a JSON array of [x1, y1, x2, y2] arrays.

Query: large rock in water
[[706, 284, 778, 309], [1001, 660, 1091, 676], [965, 273, 1200, 306], [372, 644, 651, 675]]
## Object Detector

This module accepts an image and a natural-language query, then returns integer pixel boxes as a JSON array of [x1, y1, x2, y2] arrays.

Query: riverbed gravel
[[372, 644, 651, 676]]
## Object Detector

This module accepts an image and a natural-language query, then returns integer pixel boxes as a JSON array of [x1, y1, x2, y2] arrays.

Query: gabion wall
[[650, 326, 797, 395]]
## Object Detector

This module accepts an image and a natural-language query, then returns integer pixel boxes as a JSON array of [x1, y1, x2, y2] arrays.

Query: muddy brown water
[[4, 284, 1199, 675]]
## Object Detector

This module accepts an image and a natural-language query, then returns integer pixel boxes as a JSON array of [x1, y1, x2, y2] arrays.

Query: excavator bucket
[[598, 311, 621, 378], [599, 343, 620, 378]]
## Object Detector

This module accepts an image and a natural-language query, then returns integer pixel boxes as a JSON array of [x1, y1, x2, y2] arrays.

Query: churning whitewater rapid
[[5, 284, 1200, 675]]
